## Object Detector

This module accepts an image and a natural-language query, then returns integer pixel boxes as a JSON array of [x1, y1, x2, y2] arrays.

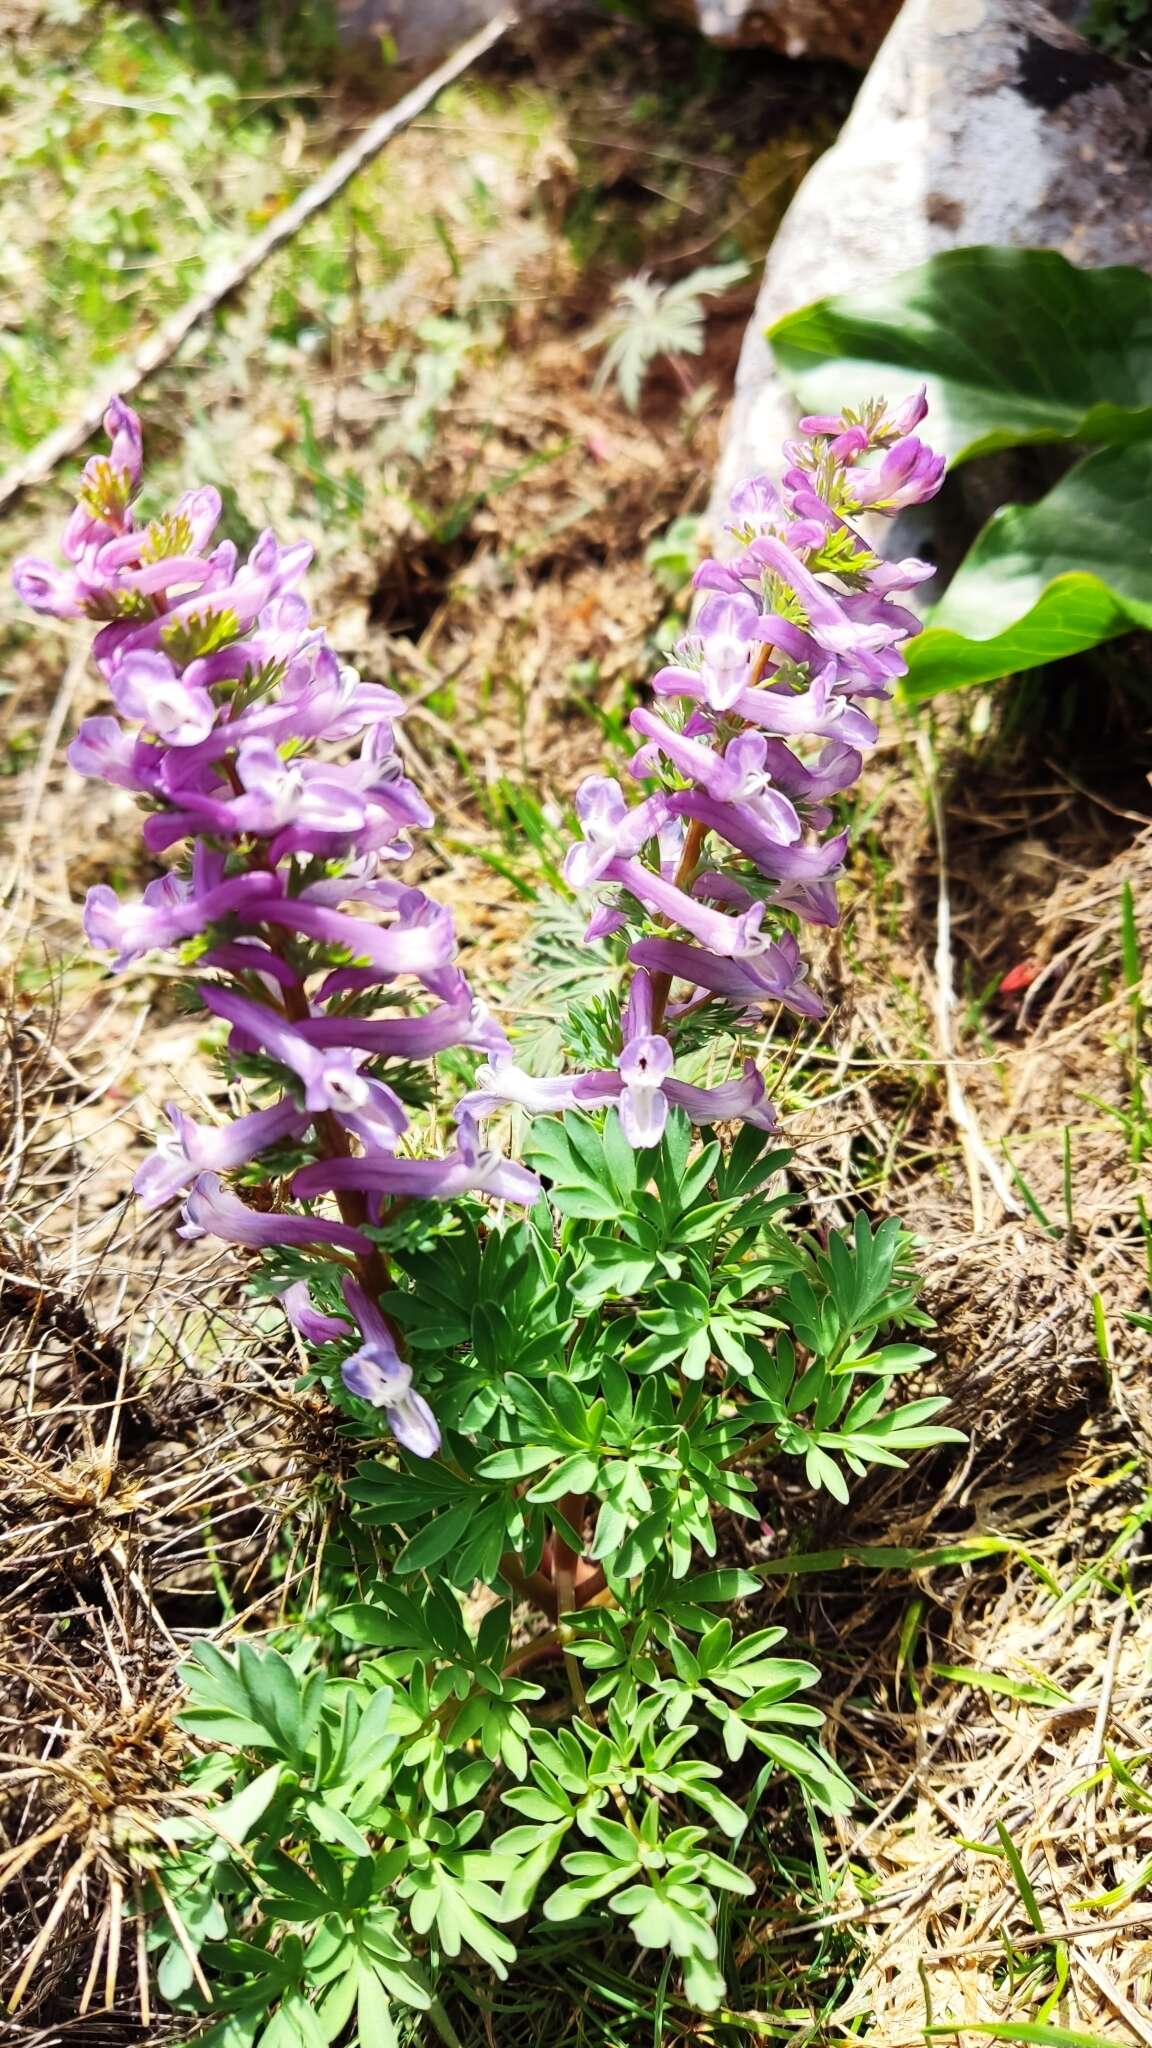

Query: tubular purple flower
[[297, 973, 508, 1061], [108, 649, 217, 746], [756, 738, 861, 806], [281, 1281, 350, 1346], [180, 1172, 374, 1256], [630, 932, 823, 1020], [339, 1278, 441, 1457], [293, 1114, 541, 1209], [198, 940, 304, 996], [751, 537, 908, 671], [196, 983, 410, 1147], [11, 558, 84, 617], [665, 793, 848, 884], [83, 870, 281, 970], [102, 396, 144, 494], [614, 1031, 674, 1147], [664, 1059, 778, 1133], [603, 856, 768, 959], [629, 715, 801, 845], [68, 717, 164, 793], [844, 435, 947, 512], [458, 1058, 589, 1122], [651, 592, 764, 713], [562, 777, 672, 889], [255, 892, 457, 984], [609, 978, 674, 1146], [731, 673, 878, 749], [134, 1097, 310, 1209]]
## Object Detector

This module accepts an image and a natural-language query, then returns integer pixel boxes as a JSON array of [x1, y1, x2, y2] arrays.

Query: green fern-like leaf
[[586, 261, 747, 410]]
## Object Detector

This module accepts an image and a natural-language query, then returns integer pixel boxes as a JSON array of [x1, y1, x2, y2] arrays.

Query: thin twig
[[1072, 1944, 1152, 2048], [6, 1851, 91, 2010]]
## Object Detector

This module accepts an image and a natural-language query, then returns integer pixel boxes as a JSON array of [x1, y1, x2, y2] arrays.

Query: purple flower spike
[[543, 391, 943, 1137]]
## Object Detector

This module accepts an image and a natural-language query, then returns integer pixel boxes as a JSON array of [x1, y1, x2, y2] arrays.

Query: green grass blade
[[928, 2026, 1123, 2046], [994, 1819, 1046, 1935], [931, 1665, 1071, 1709]]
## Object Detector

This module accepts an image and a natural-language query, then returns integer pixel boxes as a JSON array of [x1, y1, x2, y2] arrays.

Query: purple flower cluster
[[463, 390, 944, 1140], [14, 399, 539, 1457]]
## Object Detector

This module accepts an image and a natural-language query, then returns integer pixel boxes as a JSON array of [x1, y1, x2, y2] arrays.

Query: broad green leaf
[[475, 1444, 556, 1482], [906, 442, 1152, 700], [680, 1569, 760, 1605], [769, 247, 1152, 461], [500, 1821, 570, 1918], [262, 1991, 326, 2048]]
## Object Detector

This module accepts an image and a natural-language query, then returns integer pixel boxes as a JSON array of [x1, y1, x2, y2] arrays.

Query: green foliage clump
[[152, 1115, 954, 2044]]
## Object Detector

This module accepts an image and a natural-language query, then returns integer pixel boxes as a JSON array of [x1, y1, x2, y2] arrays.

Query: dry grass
[[734, 702, 1152, 2044]]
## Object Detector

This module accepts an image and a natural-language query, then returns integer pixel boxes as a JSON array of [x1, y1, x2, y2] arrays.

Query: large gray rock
[[713, 0, 1152, 516]]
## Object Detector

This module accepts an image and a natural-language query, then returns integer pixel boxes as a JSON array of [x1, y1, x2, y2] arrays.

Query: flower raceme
[[14, 398, 529, 1457], [15, 390, 943, 1459], [465, 389, 944, 1133]]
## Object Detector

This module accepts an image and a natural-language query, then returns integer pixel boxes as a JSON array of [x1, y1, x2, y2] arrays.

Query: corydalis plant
[[16, 395, 958, 2035]]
